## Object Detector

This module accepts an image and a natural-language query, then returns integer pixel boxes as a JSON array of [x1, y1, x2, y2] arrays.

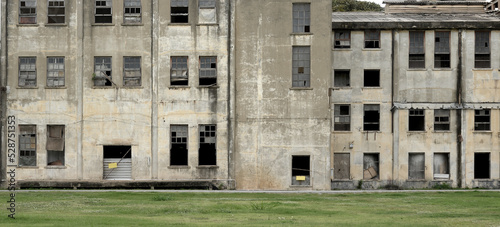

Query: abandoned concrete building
[[1, 0, 500, 190]]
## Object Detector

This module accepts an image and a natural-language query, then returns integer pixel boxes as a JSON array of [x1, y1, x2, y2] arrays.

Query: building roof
[[383, 0, 487, 5]]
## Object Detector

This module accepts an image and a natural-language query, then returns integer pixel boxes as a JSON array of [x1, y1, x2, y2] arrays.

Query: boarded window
[[334, 104, 350, 131], [171, 125, 188, 166], [95, 0, 112, 23], [334, 70, 349, 87], [408, 153, 425, 180], [409, 109, 425, 131], [475, 31, 490, 68], [292, 156, 310, 186], [124, 0, 141, 24], [334, 31, 350, 49], [19, 125, 36, 167], [19, 57, 37, 87], [363, 153, 379, 180], [123, 56, 141, 86], [292, 46, 310, 87], [409, 31, 425, 68], [434, 109, 450, 131], [434, 31, 450, 68], [171, 56, 188, 86], [334, 153, 350, 180], [94, 57, 112, 86], [433, 153, 449, 179], [363, 104, 380, 131], [474, 109, 490, 131], [48, 0, 64, 23], [474, 153, 490, 179], [47, 125, 65, 166], [199, 56, 217, 86], [171, 0, 188, 23], [19, 0, 37, 24], [364, 70, 380, 87], [199, 0, 216, 24], [293, 3, 310, 33], [199, 125, 216, 166], [364, 30, 380, 48], [47, 57, 65, 87]]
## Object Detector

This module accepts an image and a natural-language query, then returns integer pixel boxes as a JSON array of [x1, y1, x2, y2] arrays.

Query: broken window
[[433, 153, 449, 179], [171, 0, 188, 23], [103, 145, 132, 180], [434, 109, 450, 131], [124, 0, 141, 24], [364, 70, 380, 87], [199, 0, 216, 24], [47, 57, 65, 87], [334, 70, 349, 87], [94, 57, 112, 86], [334, 153, 350, 180], [171, 125, 188, 166], [475, 31, 490, 68], [199, 56, 217, 86], [171, 56, 188, 86], [19, 0, 37, 24], [364, 30, 380, 48], [95, 0, 112, 23], [434, 31, 450, 68], [292, 155, 310, 186], [19, 125, 36, 167], [199, 125, 216, 166], [293, 3, 310, 33], [123, 56, 141, 86], [474, 109, 490, 131], [334, 31, 350, 49], [474, 153, 490, 179], [408, 153, 425, 180], [363, 104, 380, 131], [48, 0, 65, 24], [19, 57, 37, 87], [292, 46, 310, 87], [409, 109, 425, 131], [363, 153, 379, 180], [409, 31, 425, 68], [334, 104, 350, 131], [47, 125, 65, 166]]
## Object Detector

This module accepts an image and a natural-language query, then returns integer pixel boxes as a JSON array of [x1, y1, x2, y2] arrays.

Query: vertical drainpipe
[[456, 29, 463, 188], [391, 29, 396, 186], [151, 0, 159, 179], [227, 0, 234, 188], [1, 0, 8, 186]]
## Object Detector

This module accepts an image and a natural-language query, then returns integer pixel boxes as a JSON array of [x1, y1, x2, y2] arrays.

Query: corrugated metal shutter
[[103, 158, 132, 180]]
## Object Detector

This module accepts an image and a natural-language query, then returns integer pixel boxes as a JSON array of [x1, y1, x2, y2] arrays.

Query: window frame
[[333, 70, 350, 87], [170, 125, 189, 166], [123, 0, 141, 24], [170, 56, 189, 86], [292, 3, 310, 33], [19, 0, 37, 24], [334, 104, 350, 131], [46, 125, 65, 166], [93, 56, 113, 87], [474, 109, 490, 131], [434, 31, 450, 68], [364, 30, 380, 49], [19, 125, 37, 167], [474, 31, 491, 69], [363, 69, 380, 87], [47, 57, 65, 87], [47, 0, 65, 24], [198, 0, 216, 24], [408, 109, 425, 132], [408, 153, 425, 180], [171, 0, 189, 23], [334, 31, 350, 49], [19, 57, 37, 87], [94, 0, 112, 24], [291, 155, 311, 186], [123, 56, 141, 86], [292, 46, 311, 88], [434, 109, 450, 131], [199, 56, 217, 86], [409, 31, 425, 69], [198, 124, 217, 166], [363, 104, 380, 131]]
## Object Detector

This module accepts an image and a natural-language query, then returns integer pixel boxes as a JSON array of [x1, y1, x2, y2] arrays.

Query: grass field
[[0, 190, 499, 226]]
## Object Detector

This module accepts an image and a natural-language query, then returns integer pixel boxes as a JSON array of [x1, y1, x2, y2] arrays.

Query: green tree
[[332, 0, 383, 12]]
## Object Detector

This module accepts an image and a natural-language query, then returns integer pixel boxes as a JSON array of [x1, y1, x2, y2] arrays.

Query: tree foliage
[[332, 0, 383, 12]]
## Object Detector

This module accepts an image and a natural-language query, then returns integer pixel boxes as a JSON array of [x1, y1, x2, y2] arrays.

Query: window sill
[[196, 165, 219, 169], [433, 130, 452, 133], [332, 131, 352, 134], [331, 179, 351, 182], [290, 32, 313, 36], [362, 48, 381, 51], [362, 131, 381, 133], [122, 86, 143, 89], [473, 131, 492, 134], [92, 86, 116, 89], [168, 166, 190, 169], [472, 68, 493, 71], [407, 68, 426, 71], [121, 23, 144, 26], [408, 131, 426, 133], [361, 179, 380, 182], [45, 86, 67, 89], [331, 87, 351, 90], [406, 179, 426, 182], [333, 48, 351, 51], [17, 23, 38, 27], [168, 86, 190, 89], [169, 23, 191, 26], [197, 85, 219, 89], [45, 23, 67, 27], [290, 87, 313, 90], [289, 185, 312, 187], [433, 178, 451, 181], [197, 23, 218, 26], [432, 68, 452, 71], [17, 166, 38, 169], [362, 87, 382, 89], [17, 86, 38, 89], [45, 166, 67, 169], [92, 23, 115, 26]]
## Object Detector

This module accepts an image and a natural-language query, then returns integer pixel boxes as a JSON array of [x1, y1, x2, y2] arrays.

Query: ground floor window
[[363, 153, 379, 180], [408, 153, 425, 180], [474, 153, 490, 179], [292, 155, 310, 186], [433, 153, 449, 179]]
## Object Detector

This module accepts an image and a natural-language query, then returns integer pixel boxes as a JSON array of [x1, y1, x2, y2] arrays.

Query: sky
[[369, 0, 386, 6]]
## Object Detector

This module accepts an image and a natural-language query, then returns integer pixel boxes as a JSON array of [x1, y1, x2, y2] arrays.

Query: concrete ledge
[[18, 180, 232, 190]]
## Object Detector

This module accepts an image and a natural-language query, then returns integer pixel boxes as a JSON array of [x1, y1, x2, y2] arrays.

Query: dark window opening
[[124, 0, 141, 24], [334, 31, 350, 49], [19, 125, 37, 167], [434, 109, 450, 131], [199, 125, 216, 166], [364, 70, 380, 87], [474, 109, 490, 131], [434, 31, 450, 68], [409, 153, 425, 180], [334, 70, 349, 87], [171, 56, 188, 86], [334, 104, 350, 131], [434, 54, 450, 68], [409, 31, 425, 68], [409, 109, 425, 131], [171, 125, 188, 166], [103, 145, 131, 158], [475, 54, 490, 68], [199, 56, 217, 86], [94, 57, 112, 86], [48, 0, 65, 24], [363, 104, 380, 131], [334, 153, 350, 180], [363, 153, 379, 180], [409, 54, 425, 68], [47, 125, 65, 166], [434, 153, 449, 179], [95, 0, 112, 23], [292, 156, 310, 186], [171, 0, 188, 23], [364, 30, 380, 48], [474, 153, 490, 179], [475, 31, 490, 68]]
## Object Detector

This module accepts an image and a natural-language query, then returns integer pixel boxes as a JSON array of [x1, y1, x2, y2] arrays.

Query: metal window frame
[[434, 109, 450, 131], [199, 56, 217, 79], [94, 56, 112, 86], [293, 3, 310, 33], [171, 0, 189, 22], [334, 31, 350, 49], [363, 104, 380, 131], [19, 125, 37, 167], [124, 0, 141, 24], [199, 124, 216, 145], [19, 57, 37, 87], [334, 70, 350, 87], [292, 46, 310, 87], [474, 109, 491, 131], [95, 0, 112, 23], [434, 31, 450, 68], [47, 57, 65, 87], [364, 30, 380, 48], [409, 31, 425, 68], [171, 125, 188, 145], [48, 0, 65, 24], [334, 104, 350, 131], [475, 31, 491, 68], [123, 56, 141, 86], [170, 56, 189, 85], [19, 0, 37, 24]]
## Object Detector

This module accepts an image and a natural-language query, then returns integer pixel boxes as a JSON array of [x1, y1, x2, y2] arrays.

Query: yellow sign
[[108, 163, 118, 169], [296, 176, 306, 181]]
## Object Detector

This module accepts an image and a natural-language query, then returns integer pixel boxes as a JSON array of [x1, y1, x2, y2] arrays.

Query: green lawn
[[1, 191, 499, 226]]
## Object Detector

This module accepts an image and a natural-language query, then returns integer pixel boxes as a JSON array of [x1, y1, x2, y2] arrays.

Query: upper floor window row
[[334, 30, 381, 49], [172, 0, 217, 24]]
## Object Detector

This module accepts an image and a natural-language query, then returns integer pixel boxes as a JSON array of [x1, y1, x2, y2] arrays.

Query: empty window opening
[[19, 57, 36, 87], [434, 31, 450, 68], [171, 125, 188, 166], [409, 153, 425, 180], [364, 30, 380, 48], [475, 31, 490, 68], [199, 56, 217, 86], [199, 125, 216, 166], [95, 0, 112, 23], [433, 153, 449, 179], [47, 125, 65, 166], [409, 31, 425, 68], [171, 0, 188, 23], [171, 57, 188, 86], [474, 109, 490, 131], [19, 125, 37, 167], [199, 0, 216, 24], [334, 153, 350, 180], [474, 153, 490, 179], [363, 104, 380, 131], [364, 70, 380, 87], [334, 31, 350, 49], [47, 57, 65, 87], [94, 57, 112, 86], [363, 153, 379, 180], [409, 109, 425, 131], [292, 46, 310, 87], [48, 0, 65, 24], [434, 109, 450, 131], [103, 145, 132, 180], [334, 70, 349, 87], [124, 56, 141, 86], [334, 104, 350, 131], [124, 0, 141, 24], [292, 156, 310, 186], [293, 3, 310, 33], [19, 0, 37, 24]]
